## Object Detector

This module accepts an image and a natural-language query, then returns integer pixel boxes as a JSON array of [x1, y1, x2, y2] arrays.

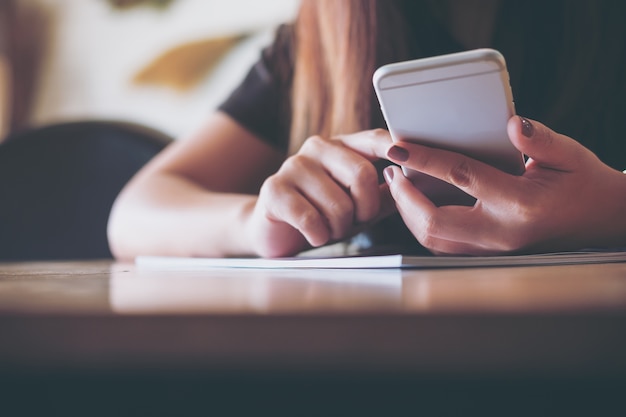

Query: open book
[[136, 250, 626, 270]]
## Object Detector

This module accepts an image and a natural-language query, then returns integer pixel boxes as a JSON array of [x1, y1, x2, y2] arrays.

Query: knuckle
[[408, 212, 440, 247], [446, 159, 474, 189], [570, 141, 591, 166], [360, 191, 382, 220], [419, 234, 438, 251], [301, 135, 326, 152], [326, 200, 354, 236], [260, 174, 283, 197], [505, 238, 526, 253], [369, 128, 388, 138], [512, 191, 541, 224], [542, 128, 556, 148], [496, 233, 530, 253], [352, 160, 377, 184], [281, 154, 308, 173], [297, 209, 322, 231], [421, 214, 443, 241], [413, 151, 433, 171], [328, 198, 353, 219]]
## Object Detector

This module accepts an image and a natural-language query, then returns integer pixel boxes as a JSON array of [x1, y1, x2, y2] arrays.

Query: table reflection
[[110, 267, 403, 314], [1, 261, 626, 315], [401, 264, 626, 312], [110, 263, 626, 315]]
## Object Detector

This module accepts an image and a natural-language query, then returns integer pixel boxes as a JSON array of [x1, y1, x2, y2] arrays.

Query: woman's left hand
[[384, 116, 626, 255]]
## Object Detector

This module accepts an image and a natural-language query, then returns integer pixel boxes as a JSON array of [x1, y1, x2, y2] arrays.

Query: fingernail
[[519, 116, 534, 138], [387, 145, 409, 162], [383, 166, 394, 184]]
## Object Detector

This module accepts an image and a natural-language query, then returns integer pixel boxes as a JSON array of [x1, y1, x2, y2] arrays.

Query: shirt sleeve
[[217, 25, 294, 153]]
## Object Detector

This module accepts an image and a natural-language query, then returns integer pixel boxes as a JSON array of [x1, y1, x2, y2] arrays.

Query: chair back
[[0, 121, 171, 260]]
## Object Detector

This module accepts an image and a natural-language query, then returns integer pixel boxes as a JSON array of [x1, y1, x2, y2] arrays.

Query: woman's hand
[[384, 116, 626, 255], [247, 129, 395, 258]]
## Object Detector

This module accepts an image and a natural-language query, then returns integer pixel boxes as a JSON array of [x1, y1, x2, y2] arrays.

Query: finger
[[419, 236, 501, 256], [507, 116, 586, 172], [384, 165, 494, 247], [334, 128, 393, 161], [281, 156, 356, 240], [300, 136, 381, 222], [263, 179, 330, 247], [340, 184, 400, 242], [386, 142, 515, 202], [384, 165, 437, 213]]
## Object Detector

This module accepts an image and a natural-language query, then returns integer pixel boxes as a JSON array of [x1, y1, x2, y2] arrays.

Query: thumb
[[508, 116, 583, 172]]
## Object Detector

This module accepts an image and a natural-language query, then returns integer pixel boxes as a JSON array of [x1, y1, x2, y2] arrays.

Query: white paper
[[136, 250, 626, 270]]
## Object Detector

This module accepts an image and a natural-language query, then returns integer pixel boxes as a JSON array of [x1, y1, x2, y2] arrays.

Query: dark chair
[[0, 120, 172, 260]]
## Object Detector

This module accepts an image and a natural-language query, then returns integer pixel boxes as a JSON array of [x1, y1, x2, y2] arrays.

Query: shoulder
[[216, 24, 296, 152], [259, 24, 295, 88]]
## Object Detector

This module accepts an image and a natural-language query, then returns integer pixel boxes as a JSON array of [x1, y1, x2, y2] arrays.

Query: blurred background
[[0, 0, 300, 141]]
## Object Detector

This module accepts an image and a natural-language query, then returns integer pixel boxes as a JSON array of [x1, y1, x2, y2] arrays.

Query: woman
[[107, 0, 626, 260]]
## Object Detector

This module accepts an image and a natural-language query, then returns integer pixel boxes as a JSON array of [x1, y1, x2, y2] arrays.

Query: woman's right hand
[[246, 129, 395, 258]]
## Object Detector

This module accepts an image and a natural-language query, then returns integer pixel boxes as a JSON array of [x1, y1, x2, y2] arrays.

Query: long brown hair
[[289, 0, 411, 154], [290, 1, 626, 168]]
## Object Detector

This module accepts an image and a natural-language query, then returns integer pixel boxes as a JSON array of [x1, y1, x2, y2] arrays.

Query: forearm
[[107, 172, 257, 261]]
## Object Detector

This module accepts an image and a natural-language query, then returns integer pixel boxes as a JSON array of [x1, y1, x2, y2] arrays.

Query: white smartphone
[[373, 48, 525, 206]]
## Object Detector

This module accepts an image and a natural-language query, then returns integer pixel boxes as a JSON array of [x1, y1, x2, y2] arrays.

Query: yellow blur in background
[[0, 0, 299, 141]]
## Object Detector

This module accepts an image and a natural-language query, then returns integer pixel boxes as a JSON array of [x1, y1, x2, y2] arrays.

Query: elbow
[[106, 193, 136, 262]]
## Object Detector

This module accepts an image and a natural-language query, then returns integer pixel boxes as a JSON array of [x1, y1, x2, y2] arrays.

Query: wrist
[[227, 195, 260, 257]]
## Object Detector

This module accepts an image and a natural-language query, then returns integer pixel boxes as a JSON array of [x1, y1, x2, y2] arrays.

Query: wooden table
[[1, 260, 626, 416]]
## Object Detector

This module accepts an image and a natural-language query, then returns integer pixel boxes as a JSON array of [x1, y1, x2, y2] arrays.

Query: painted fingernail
[[387, 145, 409, 162], [519, 116, 534, 138], [383, 166, 394, 184]]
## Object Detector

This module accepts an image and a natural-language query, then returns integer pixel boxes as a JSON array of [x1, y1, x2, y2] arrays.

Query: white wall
[[30, 0, 300, 138]]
